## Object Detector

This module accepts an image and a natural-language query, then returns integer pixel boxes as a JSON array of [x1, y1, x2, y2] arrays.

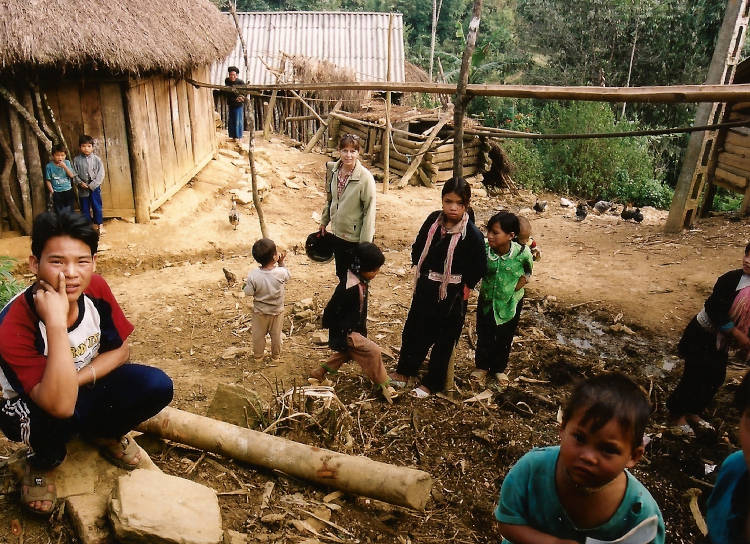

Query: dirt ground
[[1, 132, 749, 543]]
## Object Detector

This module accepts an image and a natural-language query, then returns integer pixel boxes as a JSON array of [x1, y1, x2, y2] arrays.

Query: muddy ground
[[0, 132, 749, 543]]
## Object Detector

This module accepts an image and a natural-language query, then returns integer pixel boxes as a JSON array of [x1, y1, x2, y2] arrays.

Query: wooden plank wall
[[45, 80, 135, 218], [125, 66, 217, 215]]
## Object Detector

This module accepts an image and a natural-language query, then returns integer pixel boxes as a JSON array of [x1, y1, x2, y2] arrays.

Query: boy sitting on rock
[[0, 211, 173, 515]]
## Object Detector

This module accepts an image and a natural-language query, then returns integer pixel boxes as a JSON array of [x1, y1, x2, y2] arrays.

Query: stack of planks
[[716, 102, 750, 191]]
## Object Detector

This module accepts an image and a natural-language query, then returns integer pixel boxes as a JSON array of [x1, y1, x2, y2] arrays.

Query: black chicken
[[575, 202, 588, 221], [621, 204, 644, 223], [533, 200, 548, 213]]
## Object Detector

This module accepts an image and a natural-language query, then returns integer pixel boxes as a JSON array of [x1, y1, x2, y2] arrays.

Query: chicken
[[621, 203, 644, 223], [575, 202, 588, 221], [533, 200, 548, 213], [222, 267, 237, 286], [593, 200, 614, 214], [229, 197, 240, 230]]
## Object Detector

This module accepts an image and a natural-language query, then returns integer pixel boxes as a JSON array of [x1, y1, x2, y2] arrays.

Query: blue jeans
[[228, 106, 244, 139], [80, 187, 103, 225], [0, 363, 173, 469]]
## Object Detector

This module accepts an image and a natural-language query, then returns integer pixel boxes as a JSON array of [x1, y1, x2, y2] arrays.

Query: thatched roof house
[[0, 0, 235, 231]]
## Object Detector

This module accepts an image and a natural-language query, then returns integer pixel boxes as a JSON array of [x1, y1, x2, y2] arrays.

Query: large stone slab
[[109, 469, 223, 544], [67, 494, 110, 544], [207, 383, 264, 428]]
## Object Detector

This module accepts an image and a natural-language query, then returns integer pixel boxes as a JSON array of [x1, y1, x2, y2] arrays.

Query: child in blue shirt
[[706, 369, 750, 544], [471, 211, 533, 385], [45, 144, 77, 214], [495, 373, 665, 544]]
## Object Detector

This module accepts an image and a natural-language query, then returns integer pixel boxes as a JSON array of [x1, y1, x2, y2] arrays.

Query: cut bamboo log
[[433, 156, 481, 170], [427, 147, 480, 163], [433, 139, 478, 154], [724, 142, 750, 157], [20, 88, 45, 216], [716, 159, 750, 179], [715, 166, 748, 189], [8, 108, 32, 225], [417, 166, 434, 187], [339, 123, 368, 141], [138, 407, 433, 511], [717, 151, 750, 171], [725, 131, 750, 148], [391, 135, 425, 149], [378, 156, 410, 174], [436, 165, 480, 182], [397, 115, 450, 188]]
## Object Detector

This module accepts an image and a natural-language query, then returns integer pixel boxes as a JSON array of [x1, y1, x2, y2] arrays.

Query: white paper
[[584, 516, 659, 544]]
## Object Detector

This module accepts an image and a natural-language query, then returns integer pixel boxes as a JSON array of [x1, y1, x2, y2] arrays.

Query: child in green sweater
[[471, 211, 533, 385]]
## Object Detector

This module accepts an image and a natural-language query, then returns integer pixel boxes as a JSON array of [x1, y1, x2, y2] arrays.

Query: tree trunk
[[452, 0, 483, 177], [137, 407, 433, 511], [8, 107, 33, 225], [621, 16, 639, 118], [0, 124, 31, 234], [20, 87, 46, 216]]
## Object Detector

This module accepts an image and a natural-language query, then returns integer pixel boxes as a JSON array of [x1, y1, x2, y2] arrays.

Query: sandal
[[95, 435, 141, 470], [409, 386, 431, 399], [388, 373, 411, 389], [21, 465, 57, 516]]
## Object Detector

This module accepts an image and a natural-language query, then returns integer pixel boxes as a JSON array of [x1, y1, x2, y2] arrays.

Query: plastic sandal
[[96, 435, 141, 470], [409, 386, 431, 399], [21, 465, 57, 516], [388, 373, 408, 389]]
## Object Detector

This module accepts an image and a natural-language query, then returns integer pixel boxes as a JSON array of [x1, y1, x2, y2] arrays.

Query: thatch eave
[[0, 0, 236, 76]]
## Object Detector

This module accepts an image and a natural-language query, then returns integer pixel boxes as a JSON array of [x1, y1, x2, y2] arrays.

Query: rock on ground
[[207, 383, 265, 428], [109, 469, 223, 544]]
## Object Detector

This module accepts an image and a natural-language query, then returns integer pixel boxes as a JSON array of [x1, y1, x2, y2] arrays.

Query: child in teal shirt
[[706, 369, 750, 544], [496, 373, 665, 544], [45, 144, 77, 214], [472, 211, 532, 384]]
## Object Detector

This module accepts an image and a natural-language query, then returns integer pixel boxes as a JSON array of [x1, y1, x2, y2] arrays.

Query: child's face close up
[[487, 223, 514, 253], [52, 151, 66, 165], [29, 235, 96, 303], [558, 407, 643, 491], [441, 192, 466, 224], [80, 142, 93, 156]]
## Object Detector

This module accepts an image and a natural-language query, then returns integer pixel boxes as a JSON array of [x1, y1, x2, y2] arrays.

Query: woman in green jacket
[[319, 134, 376, 281]]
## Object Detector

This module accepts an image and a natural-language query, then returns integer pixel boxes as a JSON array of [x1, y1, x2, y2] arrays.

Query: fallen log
[[138, 407, 433, 511]]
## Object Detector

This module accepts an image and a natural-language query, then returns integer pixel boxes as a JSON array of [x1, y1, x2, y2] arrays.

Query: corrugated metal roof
[[210, 11, 405, 86]]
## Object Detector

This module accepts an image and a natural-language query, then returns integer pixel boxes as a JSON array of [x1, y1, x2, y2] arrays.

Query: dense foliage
[[221, 0, 736, 209], [0, 258, 23, 309]]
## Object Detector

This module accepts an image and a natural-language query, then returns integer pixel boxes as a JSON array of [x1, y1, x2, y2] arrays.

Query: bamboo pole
[[304, 99, 341, 153], [384, 13, 393, 193], [19, 88, 46, 216], [0, 121, 30, 234], [138, 407, 433, 511], [453, 0, 482, 177], [263, 57, 285, 140], [189, 80, 750, 104]]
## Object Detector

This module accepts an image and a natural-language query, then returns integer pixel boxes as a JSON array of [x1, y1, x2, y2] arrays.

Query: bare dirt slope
[[1, 134, 748, 543]]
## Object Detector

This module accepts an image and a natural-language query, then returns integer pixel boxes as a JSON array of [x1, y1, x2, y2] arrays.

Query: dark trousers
[[0, 364, 173, 470], [228, 106, 244, 139], [332, 235, 357, 282], [396, 280, 466, 392], [52, 189, 75, 214], [666, 317, 728, 418], [80, 187, 103, 225], [475, 297, 523, 374]]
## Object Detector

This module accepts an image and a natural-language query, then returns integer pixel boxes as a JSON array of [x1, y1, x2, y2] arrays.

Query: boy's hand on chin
[[33, 272, 69, 327]]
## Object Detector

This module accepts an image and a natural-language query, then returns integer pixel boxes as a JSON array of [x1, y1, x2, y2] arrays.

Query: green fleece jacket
[[320, 159, 376, 243]]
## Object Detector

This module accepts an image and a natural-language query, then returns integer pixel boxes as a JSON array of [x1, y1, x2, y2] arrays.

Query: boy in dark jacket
[[309, 243, 396, 403]]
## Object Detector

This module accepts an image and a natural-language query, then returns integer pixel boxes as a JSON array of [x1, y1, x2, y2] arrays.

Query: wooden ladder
[[672, 1, 750, 229]]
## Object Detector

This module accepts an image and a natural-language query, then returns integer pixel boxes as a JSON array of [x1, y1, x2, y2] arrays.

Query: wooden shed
[[0, 0, 235, 234]]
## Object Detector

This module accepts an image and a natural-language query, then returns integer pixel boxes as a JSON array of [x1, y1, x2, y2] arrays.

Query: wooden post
[[384, 13, 393, 193], [665, 0, 748, 231], [453, 0, 482, 177], [138, 407, 433, 511], [125, 85, 151, 224], [8, 107, 32, 225], [263, 58, 285, 140], [304, 99, 341, 153]]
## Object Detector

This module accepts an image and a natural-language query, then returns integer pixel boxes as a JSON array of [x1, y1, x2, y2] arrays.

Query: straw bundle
[[0, 0, 235, 75], [288, 55, 366, 112]]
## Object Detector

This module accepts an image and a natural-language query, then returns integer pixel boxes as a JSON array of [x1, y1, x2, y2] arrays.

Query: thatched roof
[[0, 0, 236, 75]]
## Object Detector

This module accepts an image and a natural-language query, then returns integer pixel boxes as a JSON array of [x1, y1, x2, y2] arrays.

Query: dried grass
[[288, 55, 366, 112], [0, 0, 235, 75]]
